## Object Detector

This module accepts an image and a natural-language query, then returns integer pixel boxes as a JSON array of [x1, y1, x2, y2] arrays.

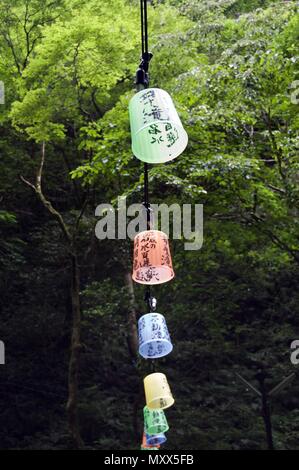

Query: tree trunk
[[21, 143, 84, 448], [124, 270, 141, 443], [125, 271, 138, 360], [66, 253, 84, 449]]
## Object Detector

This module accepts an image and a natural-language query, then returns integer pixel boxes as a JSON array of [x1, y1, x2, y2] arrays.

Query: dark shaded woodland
[[0, 0, 298, 449]]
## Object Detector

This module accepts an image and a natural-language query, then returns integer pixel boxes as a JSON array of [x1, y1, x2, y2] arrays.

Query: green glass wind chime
[[129, 0, 188, 450]]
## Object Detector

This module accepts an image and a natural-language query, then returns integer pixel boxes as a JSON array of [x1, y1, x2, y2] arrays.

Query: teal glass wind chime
[[129, 1, 188, 450]]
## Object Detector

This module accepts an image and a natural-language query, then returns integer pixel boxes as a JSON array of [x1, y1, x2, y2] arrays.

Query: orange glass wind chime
[[129, 1, 188, 450]]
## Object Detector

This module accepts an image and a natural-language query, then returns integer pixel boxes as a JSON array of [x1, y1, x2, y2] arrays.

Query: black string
[[140, 1, 151, 231], [144, 164, 151, 230], [144, 285, 151, 311], [140, 0, 144, 56], [144, 0, 148, 55], [139, 1, 152, 307], [140, 0, 149, 56]]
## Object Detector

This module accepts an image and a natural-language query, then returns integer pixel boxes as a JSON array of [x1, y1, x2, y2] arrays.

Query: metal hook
[[149, 296, 157, 312]]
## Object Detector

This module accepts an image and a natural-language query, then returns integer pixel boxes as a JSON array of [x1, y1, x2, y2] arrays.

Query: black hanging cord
[[138, 1, 153, 306], [137, 1, 152, 231], [143, 0, 149, 56], [144, 164, 151, 230], [140, 0, 144, 56], [136, 0, 152, 88]]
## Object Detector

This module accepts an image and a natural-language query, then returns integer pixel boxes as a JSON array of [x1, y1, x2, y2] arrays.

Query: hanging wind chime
[[129, 0, 188, 450]]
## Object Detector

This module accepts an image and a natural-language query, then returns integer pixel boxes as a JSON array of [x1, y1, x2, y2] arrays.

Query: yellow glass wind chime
[[129, 1, 188, 450]]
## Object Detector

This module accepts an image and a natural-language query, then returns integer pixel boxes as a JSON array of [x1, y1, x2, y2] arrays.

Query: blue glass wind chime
[[128, 0, 188, 450]]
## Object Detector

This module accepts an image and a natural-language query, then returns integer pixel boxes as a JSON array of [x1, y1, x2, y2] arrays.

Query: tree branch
[[20, 142, 72, 245]]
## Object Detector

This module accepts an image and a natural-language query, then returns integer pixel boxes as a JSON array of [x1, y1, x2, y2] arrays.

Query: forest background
[[0, 0, 298, 450]]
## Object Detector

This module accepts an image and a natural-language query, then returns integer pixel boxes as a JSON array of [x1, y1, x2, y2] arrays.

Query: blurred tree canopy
[[0, 0, 298, 450]]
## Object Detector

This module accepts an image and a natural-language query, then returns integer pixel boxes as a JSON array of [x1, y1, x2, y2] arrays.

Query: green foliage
[[0, 0, 298, 451], [9, 0, 139, 141]]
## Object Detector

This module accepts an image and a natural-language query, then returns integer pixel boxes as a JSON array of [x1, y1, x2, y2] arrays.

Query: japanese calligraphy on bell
[[132, 230, 174, 285], [138, 313, 173, 359], [143, 406, 169, 435], [144, 372, 175, 410], [129, 88, 188, 163]]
